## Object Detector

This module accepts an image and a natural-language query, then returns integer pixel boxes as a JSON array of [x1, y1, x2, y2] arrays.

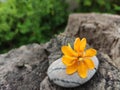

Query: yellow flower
[[61, 38, 97, 78]]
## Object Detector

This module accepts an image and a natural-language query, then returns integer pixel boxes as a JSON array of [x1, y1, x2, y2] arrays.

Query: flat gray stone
[[47, 56, 99, 88]]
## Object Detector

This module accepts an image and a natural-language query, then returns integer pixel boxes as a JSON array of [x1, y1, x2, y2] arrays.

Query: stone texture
[[41, 52, 120, 90], [0, 13, 120, 90], [0, 44, 49, 90], [65, 13, 120, 64], [47, 56, 99, 88]]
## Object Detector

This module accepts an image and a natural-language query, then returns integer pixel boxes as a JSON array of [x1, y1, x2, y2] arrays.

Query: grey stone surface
[[0, 44, 49, 90], [47, 56, 99, 88], [65, 13, 120, 66]]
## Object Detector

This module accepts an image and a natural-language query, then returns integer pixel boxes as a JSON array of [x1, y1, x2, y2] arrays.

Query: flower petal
[[62, 55, 77, 66], [79, 38, 86, 51], [61, 46, 78, 57], [74, 38, 81, 52], [78, 61, 88, 78], [84, 59, 95, 69], [85, 48, 97, 57], [66, 61, 78, 74]]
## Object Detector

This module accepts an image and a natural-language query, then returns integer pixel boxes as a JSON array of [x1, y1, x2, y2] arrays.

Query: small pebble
[[47, 56, 99, 88]]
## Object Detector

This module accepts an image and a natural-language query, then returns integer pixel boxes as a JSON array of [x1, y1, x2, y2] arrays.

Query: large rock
[[0, 13, 120, 90], [0, 44, 49, 90], [65, 13, 120, 66]]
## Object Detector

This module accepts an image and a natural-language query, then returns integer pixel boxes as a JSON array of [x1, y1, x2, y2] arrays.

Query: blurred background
[[0, 0, 120, 53]]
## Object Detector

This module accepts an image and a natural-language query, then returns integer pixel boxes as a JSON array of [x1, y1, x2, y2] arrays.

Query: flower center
[[78, 57, 83, 61]]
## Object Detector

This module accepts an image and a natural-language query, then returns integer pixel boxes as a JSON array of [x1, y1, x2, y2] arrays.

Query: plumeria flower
[[61, 38, 97, 78]]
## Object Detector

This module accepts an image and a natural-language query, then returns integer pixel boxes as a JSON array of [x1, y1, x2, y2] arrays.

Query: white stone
[[47, 56, 99, 88]]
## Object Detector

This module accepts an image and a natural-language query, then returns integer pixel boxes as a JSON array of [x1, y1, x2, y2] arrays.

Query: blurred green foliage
[[0, 0, 67, 53], [76, 0, 120, 14], [0, 0, 120, 53]]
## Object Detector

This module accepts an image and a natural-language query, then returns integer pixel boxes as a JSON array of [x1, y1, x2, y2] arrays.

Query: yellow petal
[[79, 38, 86, 51], [74, 38, 81, 52], [84, 59, 95, 69], [62, 55, 77, 66], [85, 48, 97, 57], [66, 61, 78, 74], [78, 61, 88, 78], [61, 46, 78, 57]]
